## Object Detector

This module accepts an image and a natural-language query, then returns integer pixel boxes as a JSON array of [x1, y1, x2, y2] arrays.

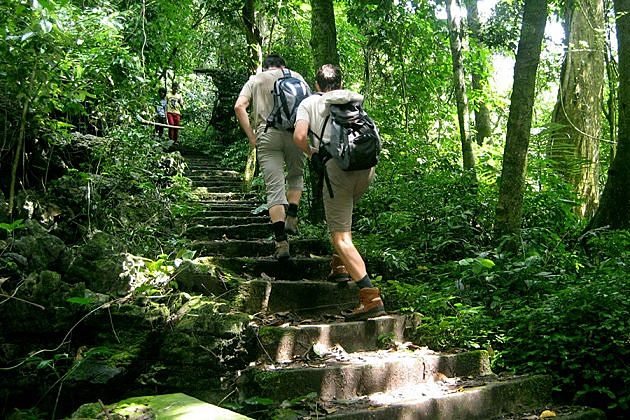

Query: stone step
[[187, 173, 241, 181], [197, 200, 259, 207], [191, 184, 245, 193], [237, 279, 358, 315], [189, 180, 244, 188], [192, 190, 258, 201], [323, 374, 553, 420], [189, 215, 268, 227], [184, 223, 270, 240], [191, 238, 329, 257], [217, 256, 329, 280], [193, 209, 266, 218], [258, 315, 407, 362], [241, 349, 492, 401], [186, 168, 240, 177]]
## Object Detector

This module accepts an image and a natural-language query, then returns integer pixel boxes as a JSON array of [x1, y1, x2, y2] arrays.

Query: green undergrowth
[[349, 137, 630, 417]]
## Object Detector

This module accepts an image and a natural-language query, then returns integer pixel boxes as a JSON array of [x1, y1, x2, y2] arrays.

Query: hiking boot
[[327, 254, 351, 282], [274, 240, 290, 260], [284, 215, 298, 235], [343, 287, 386, 321]]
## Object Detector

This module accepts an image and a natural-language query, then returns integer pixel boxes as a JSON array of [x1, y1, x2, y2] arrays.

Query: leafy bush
[[496, 234, 630, 415]]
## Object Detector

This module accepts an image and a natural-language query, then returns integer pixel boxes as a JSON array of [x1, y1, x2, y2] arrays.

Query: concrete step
[[217, 256, 330, 280], [258, 315, 406, 362], [241, 349, 493, 401], [322, 374, 553, 420], [237, 279, 359, 316], [187, 175, 241, 183], [192, 209, 266, 218], [197, 200, 259, 207], [186, 168, 240, 177], [189, 215, 268, 227], [192, 190, 258, 201], [184, 223, 270, 240], [191, 184, 245, 193], [191, 238, 329, 257], [194, 202, 260, 210]]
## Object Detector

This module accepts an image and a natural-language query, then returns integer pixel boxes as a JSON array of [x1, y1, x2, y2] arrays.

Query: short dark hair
[[316, 64, 342, 91], [158, 87, 167, 96], [262, 54, 286, 70]]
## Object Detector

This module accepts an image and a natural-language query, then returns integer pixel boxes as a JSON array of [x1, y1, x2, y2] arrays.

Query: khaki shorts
[[323, 160, 375, 232], [256, 126, 305, 207]]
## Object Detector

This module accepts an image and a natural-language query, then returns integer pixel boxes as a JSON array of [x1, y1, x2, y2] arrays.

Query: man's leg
[[258, 128, 291, 259], [284, 134, 305, 234], [330, 231, 366, 281]]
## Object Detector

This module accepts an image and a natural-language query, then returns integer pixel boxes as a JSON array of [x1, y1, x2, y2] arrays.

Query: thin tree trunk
[[310, 0, 340, 70], [495, 0, 548, 238], [588, 0, 630, 229], [604, 0, 619, 161], [465, 0, 493, 145], [9, 85, 32, 217], [445, 0, 475, 171], [549, 0, 605, 218], [309, 0, 340, 222], [242, 0, 263, 73], [399, 43, 409, 132]]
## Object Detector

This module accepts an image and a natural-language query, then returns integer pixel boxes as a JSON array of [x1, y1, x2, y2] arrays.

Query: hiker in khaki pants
[[234, 54, 306, 260], [293, 64, 386, 321]]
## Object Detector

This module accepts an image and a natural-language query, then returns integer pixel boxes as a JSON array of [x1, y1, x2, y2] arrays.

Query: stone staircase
[[180, 152, 605, 420]]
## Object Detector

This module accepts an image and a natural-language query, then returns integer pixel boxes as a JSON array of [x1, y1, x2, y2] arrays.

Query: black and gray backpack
[[312, 98, 381, 198], [265, 68, 311, 132], [319, 99, 381, 171]]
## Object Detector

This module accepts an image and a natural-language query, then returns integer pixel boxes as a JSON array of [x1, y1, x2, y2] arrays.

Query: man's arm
[[234, 95, 257, 148], [294, 120, 316, 157]]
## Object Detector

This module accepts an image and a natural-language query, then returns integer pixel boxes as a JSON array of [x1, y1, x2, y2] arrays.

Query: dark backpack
[[312, 98, 381, 198], [319, 100, 381, 171], [265, 68, 311, 132]]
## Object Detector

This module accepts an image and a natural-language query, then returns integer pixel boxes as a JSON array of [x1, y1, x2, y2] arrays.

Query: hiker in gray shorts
[[234, 54, 306, 259], [293, 64, 386, 321]]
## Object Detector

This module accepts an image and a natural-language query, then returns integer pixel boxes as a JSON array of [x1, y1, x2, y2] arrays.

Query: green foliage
[[496, 237, 630, 415]]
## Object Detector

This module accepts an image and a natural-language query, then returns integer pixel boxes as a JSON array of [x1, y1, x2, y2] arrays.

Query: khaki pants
[[323, 159, 375, 232], [256, 126, 305, 207]]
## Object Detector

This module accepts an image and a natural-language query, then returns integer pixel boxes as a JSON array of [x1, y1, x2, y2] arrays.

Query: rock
[[70, 393, 253, 419], [11, 220, 68, 273], [65, 230, 125, 292]]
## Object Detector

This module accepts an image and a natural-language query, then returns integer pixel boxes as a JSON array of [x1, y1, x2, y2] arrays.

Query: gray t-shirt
[[238, 68, 306, 130]]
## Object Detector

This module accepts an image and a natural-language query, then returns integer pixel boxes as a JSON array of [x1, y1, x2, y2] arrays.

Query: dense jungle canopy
[[1, 0, 629, 419]]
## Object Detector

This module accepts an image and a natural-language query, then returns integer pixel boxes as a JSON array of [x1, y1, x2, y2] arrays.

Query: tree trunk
[[495, 0, 548, 238], [310, 0, 340, 70], [604, 4, 619, 161], [465, 0, 493, 145], [242, 0, 263, 73], [588, 0, 630, 229], [308, 0, 339, 222], [549, 0, 605, 219], [445, 0, 475, 171]]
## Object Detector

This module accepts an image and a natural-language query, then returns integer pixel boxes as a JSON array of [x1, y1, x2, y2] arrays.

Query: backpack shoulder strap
[[281, 68, 291, 78]]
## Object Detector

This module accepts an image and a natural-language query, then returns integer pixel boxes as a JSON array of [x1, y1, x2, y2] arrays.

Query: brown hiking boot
[[343, 287, 386, 321], [284, 215, 298, 235], [327, 254, 351, 282], [274, 240, 290, 260]]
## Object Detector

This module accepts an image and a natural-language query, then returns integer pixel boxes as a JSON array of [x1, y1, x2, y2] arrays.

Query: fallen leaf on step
[[539, 410, 556, 418]]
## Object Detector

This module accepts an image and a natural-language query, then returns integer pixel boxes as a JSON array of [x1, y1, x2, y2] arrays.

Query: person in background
[[234, 54, 307, 260], [293, 64, 385, 321], [155, 87, 167, 138], [166, 82, 183, 142]]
